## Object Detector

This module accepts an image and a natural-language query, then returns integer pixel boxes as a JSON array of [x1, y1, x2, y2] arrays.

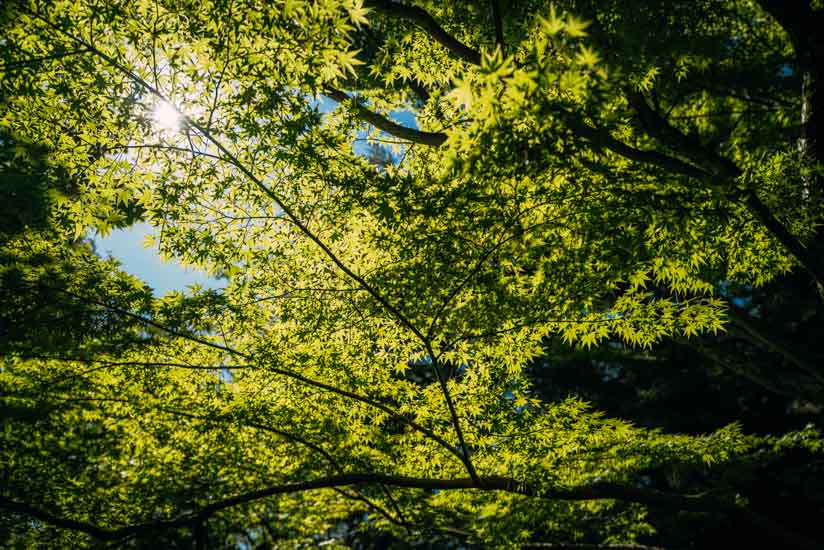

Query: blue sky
[[94, 222, 225, 295], [95, 99, 417, 295]]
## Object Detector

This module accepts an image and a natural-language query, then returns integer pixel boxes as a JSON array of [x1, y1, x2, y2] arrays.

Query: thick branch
[[366, 1, 482, 65], [0, 497, 116, 541], [741, 188, 824, 287], [491, 0, 505, 54], [407, 79, 431, 103], [557, 109, 710, 180], [625, 90, 739, 176], [2, 474, 817, 549], [325, 88, 446, 146], [521, 544, 665, 550]]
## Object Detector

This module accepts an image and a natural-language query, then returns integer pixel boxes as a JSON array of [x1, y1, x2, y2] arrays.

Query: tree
[[1, 1, 823, 548]]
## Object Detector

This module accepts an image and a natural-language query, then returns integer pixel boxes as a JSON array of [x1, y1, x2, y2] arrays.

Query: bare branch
[[725, 303, 824, 383], [366, 1, 482, 65], [557, 109, 710, 180], [325, 88, 446, 146], [520, 544, 666, 550], [491, 0, 505, 54], [676, 338, 800, 400], [624, 90, 738, 177], [1, 474, 817, 549]]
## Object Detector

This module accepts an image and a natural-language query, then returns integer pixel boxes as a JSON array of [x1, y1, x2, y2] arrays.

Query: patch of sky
[[97, 94, 416, 295], [94, 222, 225, 295], [717, 280, 753, 309]]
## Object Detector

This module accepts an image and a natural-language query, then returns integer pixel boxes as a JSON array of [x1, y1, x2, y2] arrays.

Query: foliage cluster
[[2, 1, 824, 548]]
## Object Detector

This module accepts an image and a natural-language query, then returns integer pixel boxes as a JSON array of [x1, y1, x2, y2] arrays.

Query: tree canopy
[[1, 1, 824, 548]]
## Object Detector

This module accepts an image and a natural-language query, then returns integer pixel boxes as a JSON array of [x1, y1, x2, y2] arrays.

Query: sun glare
[[151, 101, 182, 132]]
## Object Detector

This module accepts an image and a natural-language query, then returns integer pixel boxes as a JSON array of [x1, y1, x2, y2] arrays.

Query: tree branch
[[0, 48, 91, 71], [13, 355, 250, 370], [623, 90, 824, 286], [756, 1, 824, 226], [428, 351, 479, 484], [26, 8, 432, 371], [365, 0, 823, 285], [2, 474, 817, 549], [167, 408, 413, 531], [726, 303, 824, 384], [624, 90, 738, 177], [325, 88, 446, 146], [0, 497, 117, 541], [520, 544, 666, 550], [47, 286, 249, 358], [260, 362, 467, 464], [676, 338, 800, 400], [491, 0, 505, 54], [366, 1, 482, 65], [556, 108, 711, 180], [16, 288, 467, 466], [407, 79, 431, 103]]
